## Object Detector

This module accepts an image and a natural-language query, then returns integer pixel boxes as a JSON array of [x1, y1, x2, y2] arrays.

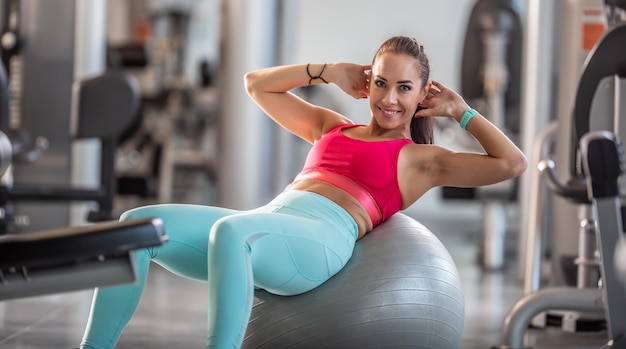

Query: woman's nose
[[383, 89, 397, 104]]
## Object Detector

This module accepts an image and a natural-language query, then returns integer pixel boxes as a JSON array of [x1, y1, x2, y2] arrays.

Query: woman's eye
[[375, 80, 385, 87], [399, 85, 411, 92]]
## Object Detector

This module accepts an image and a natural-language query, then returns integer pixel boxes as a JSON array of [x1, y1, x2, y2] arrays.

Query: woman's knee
[[209, 217, 250, 250], [119, 205, 163, 222], [120, 206, 172, 258], [134, 247, 157, 262]]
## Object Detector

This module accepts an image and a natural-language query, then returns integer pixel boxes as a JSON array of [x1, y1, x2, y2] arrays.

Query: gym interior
[[1, 0, 626, 348]]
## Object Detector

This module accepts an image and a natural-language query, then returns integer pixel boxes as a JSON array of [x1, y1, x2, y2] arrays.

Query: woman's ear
[[424, 81, 433, 94]]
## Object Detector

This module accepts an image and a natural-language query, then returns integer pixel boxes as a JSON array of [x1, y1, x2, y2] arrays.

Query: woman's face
[[368, 53, 428, 130]]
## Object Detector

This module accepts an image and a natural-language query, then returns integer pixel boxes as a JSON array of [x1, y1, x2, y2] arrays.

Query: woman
[[79, 36, 526, 349]]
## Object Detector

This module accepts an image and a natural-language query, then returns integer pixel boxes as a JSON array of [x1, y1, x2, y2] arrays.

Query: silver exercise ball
[[243, 213, 465, 349]]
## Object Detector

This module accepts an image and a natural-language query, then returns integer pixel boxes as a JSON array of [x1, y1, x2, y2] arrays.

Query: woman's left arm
[[417, 81, 528, 188]]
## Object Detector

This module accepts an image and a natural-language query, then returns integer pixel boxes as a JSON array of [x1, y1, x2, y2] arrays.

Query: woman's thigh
[[122, 204, 240, 281], [211, 210, 355, 296]]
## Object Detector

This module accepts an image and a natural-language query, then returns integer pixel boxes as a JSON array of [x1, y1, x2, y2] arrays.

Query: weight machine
[[495, 1, 626, 347]]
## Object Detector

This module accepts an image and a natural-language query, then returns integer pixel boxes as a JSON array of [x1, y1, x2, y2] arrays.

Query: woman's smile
[[379, 106, 401, 118]]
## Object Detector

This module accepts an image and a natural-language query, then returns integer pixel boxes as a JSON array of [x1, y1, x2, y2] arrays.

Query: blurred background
[[1, 0, 626, 348]]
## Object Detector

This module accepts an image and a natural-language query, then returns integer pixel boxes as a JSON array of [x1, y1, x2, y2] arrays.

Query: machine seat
[[0, 218, 167, 300]]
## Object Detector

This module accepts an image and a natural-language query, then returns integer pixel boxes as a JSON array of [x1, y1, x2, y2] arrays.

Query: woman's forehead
[[372, 53, 422, 81]]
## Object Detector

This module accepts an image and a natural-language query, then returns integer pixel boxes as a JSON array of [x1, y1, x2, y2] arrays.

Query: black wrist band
[[306, 63, 329, 85]]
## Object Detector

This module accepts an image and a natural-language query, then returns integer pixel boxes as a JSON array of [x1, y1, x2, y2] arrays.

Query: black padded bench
[[0, 217, 167, 300]]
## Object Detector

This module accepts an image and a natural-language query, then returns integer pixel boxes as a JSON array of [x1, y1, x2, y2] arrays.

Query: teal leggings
[[79, 190, 358, 349]]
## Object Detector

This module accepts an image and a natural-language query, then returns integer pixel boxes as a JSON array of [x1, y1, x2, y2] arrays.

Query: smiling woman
[[78, 35, 525, 349], [368, 37, 434, 144]]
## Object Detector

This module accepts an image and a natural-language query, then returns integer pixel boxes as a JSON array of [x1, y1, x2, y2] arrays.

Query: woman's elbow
[[508, 153, 528, 178], [244, 71, 258, 96]]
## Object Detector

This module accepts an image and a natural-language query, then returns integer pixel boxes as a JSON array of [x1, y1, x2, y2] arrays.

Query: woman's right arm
[[244, 63, 369, 143]]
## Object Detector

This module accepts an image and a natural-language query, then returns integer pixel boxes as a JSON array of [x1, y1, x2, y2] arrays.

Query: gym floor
[[0, 211, 611, 349]]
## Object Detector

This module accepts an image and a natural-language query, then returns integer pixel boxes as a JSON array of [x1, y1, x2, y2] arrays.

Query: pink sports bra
[[294, 123, 413, 227]]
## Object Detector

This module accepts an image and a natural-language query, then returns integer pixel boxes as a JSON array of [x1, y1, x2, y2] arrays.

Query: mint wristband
[[459, 108, 478, 130]]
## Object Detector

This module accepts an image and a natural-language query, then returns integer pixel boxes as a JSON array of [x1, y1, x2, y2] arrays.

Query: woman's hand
[[414, 81, 470, 121], [413, 81, 527, 189], [330, 63, 371, 99]]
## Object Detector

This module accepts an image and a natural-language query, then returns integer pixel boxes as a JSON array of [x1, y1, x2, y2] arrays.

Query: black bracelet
[[306, 63, 329, 85]]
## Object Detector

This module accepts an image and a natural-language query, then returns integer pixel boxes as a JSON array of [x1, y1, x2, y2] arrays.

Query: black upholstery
[[0, 217, 166, 268], [461, 0, 522, 131], [0, 217, 167, 300], [71, 73, 140, 140], [572, 23, 626, 180]]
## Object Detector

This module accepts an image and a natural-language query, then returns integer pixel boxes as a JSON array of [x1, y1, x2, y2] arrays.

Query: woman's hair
[[372, 36, 434, 144]]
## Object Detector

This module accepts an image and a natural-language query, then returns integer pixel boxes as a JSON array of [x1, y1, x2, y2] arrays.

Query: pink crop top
[[294, 123, 413, 227]]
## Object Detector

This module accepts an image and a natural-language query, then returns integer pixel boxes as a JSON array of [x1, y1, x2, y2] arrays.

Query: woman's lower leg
[[80, 204, 238, 348]]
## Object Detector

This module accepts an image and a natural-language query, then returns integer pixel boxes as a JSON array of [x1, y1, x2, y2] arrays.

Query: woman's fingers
[[431, 80, 445, 90]]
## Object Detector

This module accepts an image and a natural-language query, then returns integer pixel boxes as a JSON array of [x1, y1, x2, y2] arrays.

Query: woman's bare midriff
[[283, 179, 372, 239]]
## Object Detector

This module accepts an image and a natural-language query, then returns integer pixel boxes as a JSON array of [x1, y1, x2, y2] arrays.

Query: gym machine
[[109, 2, 219, 208], [0, 58, 168, 301], [442, 0, 523, 270], [582, 131, 626, 348], [0, 62, 140, 227], [495, 2, 626, 346], [0, 0, 168, 301], [0, 215, 167, 300]]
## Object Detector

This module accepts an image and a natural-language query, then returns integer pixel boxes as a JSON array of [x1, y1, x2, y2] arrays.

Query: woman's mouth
[[379, 107, 400, 117]]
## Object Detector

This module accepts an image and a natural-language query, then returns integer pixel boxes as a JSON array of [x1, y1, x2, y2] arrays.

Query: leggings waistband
[[265, 190, 359, 242], [294, 169, 382, 227]]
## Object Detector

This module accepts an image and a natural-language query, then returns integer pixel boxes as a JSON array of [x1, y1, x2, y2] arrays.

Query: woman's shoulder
[[320, 117, 357, 135], [399, 143, 453, 165]]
